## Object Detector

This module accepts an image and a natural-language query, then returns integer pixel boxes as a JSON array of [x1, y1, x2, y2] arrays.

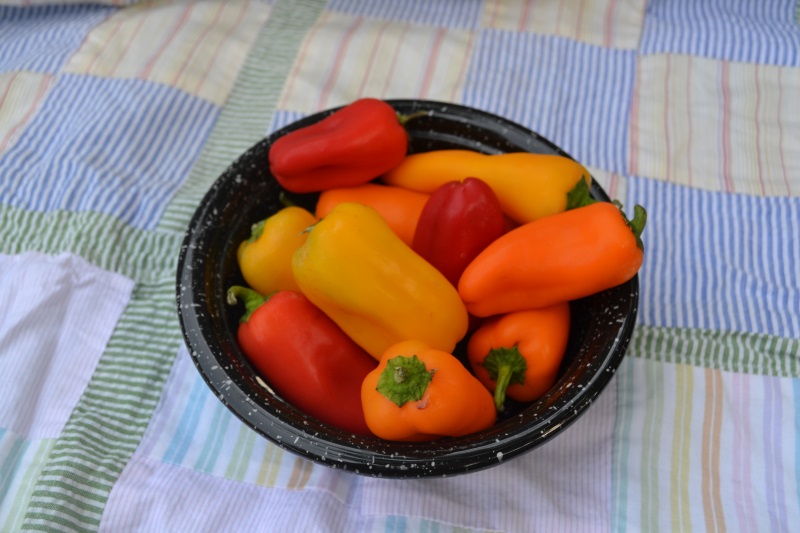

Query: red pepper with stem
[[227, 287, 377, 436], [269, 98, 422, 193], [412, 177, 507, 287]]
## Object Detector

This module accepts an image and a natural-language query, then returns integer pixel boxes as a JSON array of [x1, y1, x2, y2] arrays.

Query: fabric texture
[[0, 0, 799, 531]]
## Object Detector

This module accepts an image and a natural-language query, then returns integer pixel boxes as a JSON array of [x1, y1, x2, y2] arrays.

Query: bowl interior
[[176, 100, 638, 478]]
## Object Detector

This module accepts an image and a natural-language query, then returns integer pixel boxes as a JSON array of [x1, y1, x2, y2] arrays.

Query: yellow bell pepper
[[292, 202, 469, 360], [381, 149, 591, 224], [237, 206, 317, 295]]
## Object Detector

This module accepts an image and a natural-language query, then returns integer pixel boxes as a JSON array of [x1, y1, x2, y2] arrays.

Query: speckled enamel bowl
[[176, 100, 638, 478]]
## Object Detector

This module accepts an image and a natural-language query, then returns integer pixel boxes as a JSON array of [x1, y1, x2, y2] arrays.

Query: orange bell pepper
[[361, 340, 496, 441], [381, 149, 591, 224], [315, 183, 429, 246], [458, 187, 647, 317], [467, 304, 571, 411]]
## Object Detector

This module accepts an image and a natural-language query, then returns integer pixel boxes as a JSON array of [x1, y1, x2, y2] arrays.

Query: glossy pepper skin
[[382, 150, 591, 224], [467, 304, 571, 411], [459, 184, 647, 317], [361, 340, 496, 441], [412, 177, 507, 287], [236, 206, 317, 295], [227, 287, 376, 436], [315, 183, 429, 246], [292, 202, 469, 360], [269, 98, 409, 193]]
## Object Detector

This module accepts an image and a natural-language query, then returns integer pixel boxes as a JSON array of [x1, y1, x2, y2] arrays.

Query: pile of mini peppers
[[228, 98, 647, 442]]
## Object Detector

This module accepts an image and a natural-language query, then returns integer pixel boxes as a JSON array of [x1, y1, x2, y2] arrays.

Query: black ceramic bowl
[[176, 100, 638, 478]]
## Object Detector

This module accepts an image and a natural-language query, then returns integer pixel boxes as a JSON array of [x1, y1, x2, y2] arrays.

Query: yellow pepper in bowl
[[292, 202, 469, 360]]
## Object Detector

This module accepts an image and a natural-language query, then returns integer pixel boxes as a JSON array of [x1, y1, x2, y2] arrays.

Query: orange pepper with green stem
[[467, 304, 571, 411], [237, 206, 317, 295], [361, 340, 496, 441], [315, 183, 429, 246], [458, 181, 647, 317], [382, 149, 591, 224]]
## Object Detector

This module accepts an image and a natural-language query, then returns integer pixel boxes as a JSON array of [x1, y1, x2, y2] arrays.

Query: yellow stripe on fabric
[[631, 54, 799, 196], [481, 0, 646, 50], [641, 356, 665, 531], [255, 443, 284, 488], [63, 0, 271, 106], [670, 363, 693, 532], [278, 10, 475, 114], [701, 368, 728, 533]]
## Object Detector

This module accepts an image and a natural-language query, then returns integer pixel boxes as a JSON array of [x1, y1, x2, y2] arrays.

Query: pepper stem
[[565, 177, 596, 210], [226, 285, 270, 323], [481, 346, 527, 412], [376, 355, 433, 407], [397, 110, 431, 126]]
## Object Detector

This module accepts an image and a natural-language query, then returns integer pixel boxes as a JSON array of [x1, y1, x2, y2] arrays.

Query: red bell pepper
[[227, 286, 377, 436], [269, 98, 410, 193], [412, 177, 507, 287]]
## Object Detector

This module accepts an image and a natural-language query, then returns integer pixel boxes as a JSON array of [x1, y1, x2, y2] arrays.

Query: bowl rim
[[176, 98, 639, 478]]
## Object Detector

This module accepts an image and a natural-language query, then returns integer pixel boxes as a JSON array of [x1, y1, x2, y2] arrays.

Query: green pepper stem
[[628, 204, 647, 251], [397, 110, 431, 126], [227, 285, 269, 323], [376, 355, 433, 407], [482, 346, 528, 412]]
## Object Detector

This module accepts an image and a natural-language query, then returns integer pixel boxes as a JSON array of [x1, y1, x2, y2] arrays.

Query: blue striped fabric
[[0, 4, 115, 75], [640, 0, 800, 66], [628, 176, 800, 338], [326, 0, 483, 29], [0, 75, 218, 230], [463, 29, 635, 173], [268, 109, 308, 135]]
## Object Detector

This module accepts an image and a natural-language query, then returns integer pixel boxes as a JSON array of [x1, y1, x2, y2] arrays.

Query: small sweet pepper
[[236, 206, 317, 295], [292, 202, 469, 360], [269, 98, 411, 193], [361, 340, 496, 441], [228, 287, 376, 436], [412, 177, 507, 287], [315, 182, 430, 246], [467, 304, 571, 411], [459, 182, 647, 316], [382, 149, 591, 224]]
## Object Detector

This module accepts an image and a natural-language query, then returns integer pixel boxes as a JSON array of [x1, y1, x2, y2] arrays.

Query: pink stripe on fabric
[[0, 72, 19, 110], [754, 64, 766, 195], [139, 2, 194, 79], [0, 75, 53, 153], [418, 28, 445, 99], [604, 0, 616, 48], [170, 2, 226, 87], [355, 19, 392, 98], [720, 61, 734, 193], [278, 14, 325, 109], [108, 8, 149, 77], [777, 68, 792, 194], [518, 0, 532, 33], [316, 17, 363, 110], [195, 0, 250, 96], [664, 54, 672, 182], [449, 31, 475, 102], [629, 56, 641, 176], [87, 19, 125, 73], [575, 0, 586, 42], [380, 23, 411, 98], [764, 376, 789, 532]]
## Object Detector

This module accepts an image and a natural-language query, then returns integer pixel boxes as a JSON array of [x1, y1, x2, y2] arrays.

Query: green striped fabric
[[11, 1, 326, 530]]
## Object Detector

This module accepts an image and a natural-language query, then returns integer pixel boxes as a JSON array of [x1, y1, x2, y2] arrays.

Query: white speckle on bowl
[[496, 452, 504, 461]]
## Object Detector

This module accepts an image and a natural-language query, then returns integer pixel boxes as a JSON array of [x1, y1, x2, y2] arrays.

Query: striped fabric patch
[[587, 164, 629, 203], [640, 0, 800, 66], [463, 29, 635, 173], [359, 383, 616, 531], [157, 0, 325, 233], [628, 176, 800, 339], [277, 11, 476, 114], [62, 0, 272, 106], [629, 54, 800, 196], [631, 325, 800, 378], [0, 4, 115, 74], [134, 345, 354, 496], [482, 0, 647, 50], [21, 277, 184, 532], [0, 74, 218, 230], [0, 431, 54, 533], [613, 356, 800, 532], [0, 71, 54, 156], [327, 0, 484, 29], [0, 253, 134, 440]]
